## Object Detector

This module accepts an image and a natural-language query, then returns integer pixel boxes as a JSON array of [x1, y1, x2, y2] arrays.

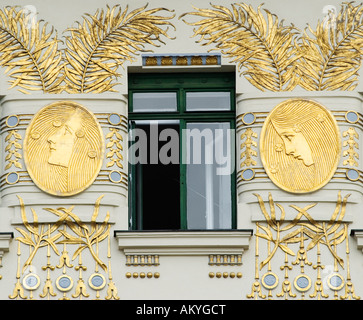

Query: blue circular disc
[[6, 115, 19, 127], [347, 169, 359, 181], [242, 113, 256, 125], [6, 172, 19, 184], [345, 111, 359, 123], [242, 168, 255, 181], [56, 275, 73, 292], [109, 170, 122, 183], [89, 274, 106, 290], [294, 274, 311, 292], [59, 277, 71, 289], [91, 275, 104, 287], [108, 113, 121, 125]]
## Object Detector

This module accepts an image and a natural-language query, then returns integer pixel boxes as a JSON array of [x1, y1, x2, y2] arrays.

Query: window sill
[[351, 229, 363, 253], [0, 232, 13, 259], [114, 229, 253, 256]]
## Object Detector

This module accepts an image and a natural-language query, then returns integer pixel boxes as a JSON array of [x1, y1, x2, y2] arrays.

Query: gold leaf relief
[[1, 3, 363, 92], [0, 6, 64, 94], [181, 2, 363, 92], [0, 5, 175, 94]]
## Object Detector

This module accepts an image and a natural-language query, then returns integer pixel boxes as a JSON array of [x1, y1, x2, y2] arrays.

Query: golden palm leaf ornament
[[289, 2, 363, 91], [64, 5, 175, 93], [0, 6, 64, 94], [180, 3, 300, 91]]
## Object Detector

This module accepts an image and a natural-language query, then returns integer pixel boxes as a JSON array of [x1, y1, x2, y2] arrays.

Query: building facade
[[0, 0, 362, 300]]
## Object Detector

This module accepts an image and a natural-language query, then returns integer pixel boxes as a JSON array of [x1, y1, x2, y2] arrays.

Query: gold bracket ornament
[[260, 99, 341, 193], [23, 101, 104, 196]]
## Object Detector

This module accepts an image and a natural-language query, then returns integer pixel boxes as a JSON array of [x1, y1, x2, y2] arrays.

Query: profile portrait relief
[[260, 99, 341, 193], [24, 101, 104, 196]]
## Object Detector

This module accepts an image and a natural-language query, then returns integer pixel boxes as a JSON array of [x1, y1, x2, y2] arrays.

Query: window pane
[[186, 92, 231, 111], [133, 92, 177, 112], [131, 121, 180, 230], [186, 122, 232, 229]]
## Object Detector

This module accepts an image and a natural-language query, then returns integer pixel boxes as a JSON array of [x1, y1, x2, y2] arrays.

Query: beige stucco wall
[[0, 0, 362, 300]]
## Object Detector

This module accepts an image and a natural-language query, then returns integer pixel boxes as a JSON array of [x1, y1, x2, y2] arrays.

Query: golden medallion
[[24, 101, 104, 196], [260, 99, 341, 193]]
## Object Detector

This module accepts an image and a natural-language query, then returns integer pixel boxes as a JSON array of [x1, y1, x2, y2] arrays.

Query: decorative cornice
[[351, 229, 363, 253], [142, 53, 221, 67], [114, 230, 252, 255]]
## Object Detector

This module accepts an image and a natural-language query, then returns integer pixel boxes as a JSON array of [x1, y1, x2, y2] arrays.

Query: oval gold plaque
[[260, 99, 341, 193], [24, 101, 104, 196]]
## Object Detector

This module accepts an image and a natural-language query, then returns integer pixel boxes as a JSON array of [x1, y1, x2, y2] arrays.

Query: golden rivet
[[237, 272, 243, 278], [140, 272, 145, 278], [147, 272, 153, 278], [133, 272, 138, 278], [230, 272, 236, 278], [154, 272, 160, 278], [209, 272, 215, 278], [126, 272, 132, 278], [216, 272, 222, 278], [223, 272, 228, 278]]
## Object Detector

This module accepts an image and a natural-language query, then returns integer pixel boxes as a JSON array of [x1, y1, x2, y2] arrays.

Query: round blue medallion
[[59, 277, 71, 289], [345, 111, 359, 124], [109, 170, 122, 183], [241, 168, 255, 181], [294, 274, 311, 292], [23, 273, 40, 290], [89, 273, 106, 290], [108, 113, 121, 126], [261, 272, 278, 289], [328, 273, 344, 291], [264, 274, 276, 286], [242, 112, 256, 125], [346, 169, 359, 181], [6, 172, 19, 184], [6, 115, 19, 128], [56, 275, 73, 292], [91, 275, 104, 287], [297, 276, 309, 288]]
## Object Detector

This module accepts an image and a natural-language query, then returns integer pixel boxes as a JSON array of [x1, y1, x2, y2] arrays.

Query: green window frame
[[128, 72, 236, 230]]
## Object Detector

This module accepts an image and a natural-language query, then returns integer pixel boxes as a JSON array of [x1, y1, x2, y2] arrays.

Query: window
[[128, 73, 236, 230]]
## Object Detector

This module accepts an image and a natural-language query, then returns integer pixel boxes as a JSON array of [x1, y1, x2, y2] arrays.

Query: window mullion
[[179, 118, 187, 230]]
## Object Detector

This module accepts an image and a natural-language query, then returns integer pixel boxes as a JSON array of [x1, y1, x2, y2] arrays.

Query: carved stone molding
[[0, 232, 13, 266], [114, 230, 252, 256], [351, 229, 363, 253]]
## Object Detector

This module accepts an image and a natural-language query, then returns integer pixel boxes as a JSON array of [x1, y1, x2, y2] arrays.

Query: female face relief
[[47, 113, 84, 168]]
